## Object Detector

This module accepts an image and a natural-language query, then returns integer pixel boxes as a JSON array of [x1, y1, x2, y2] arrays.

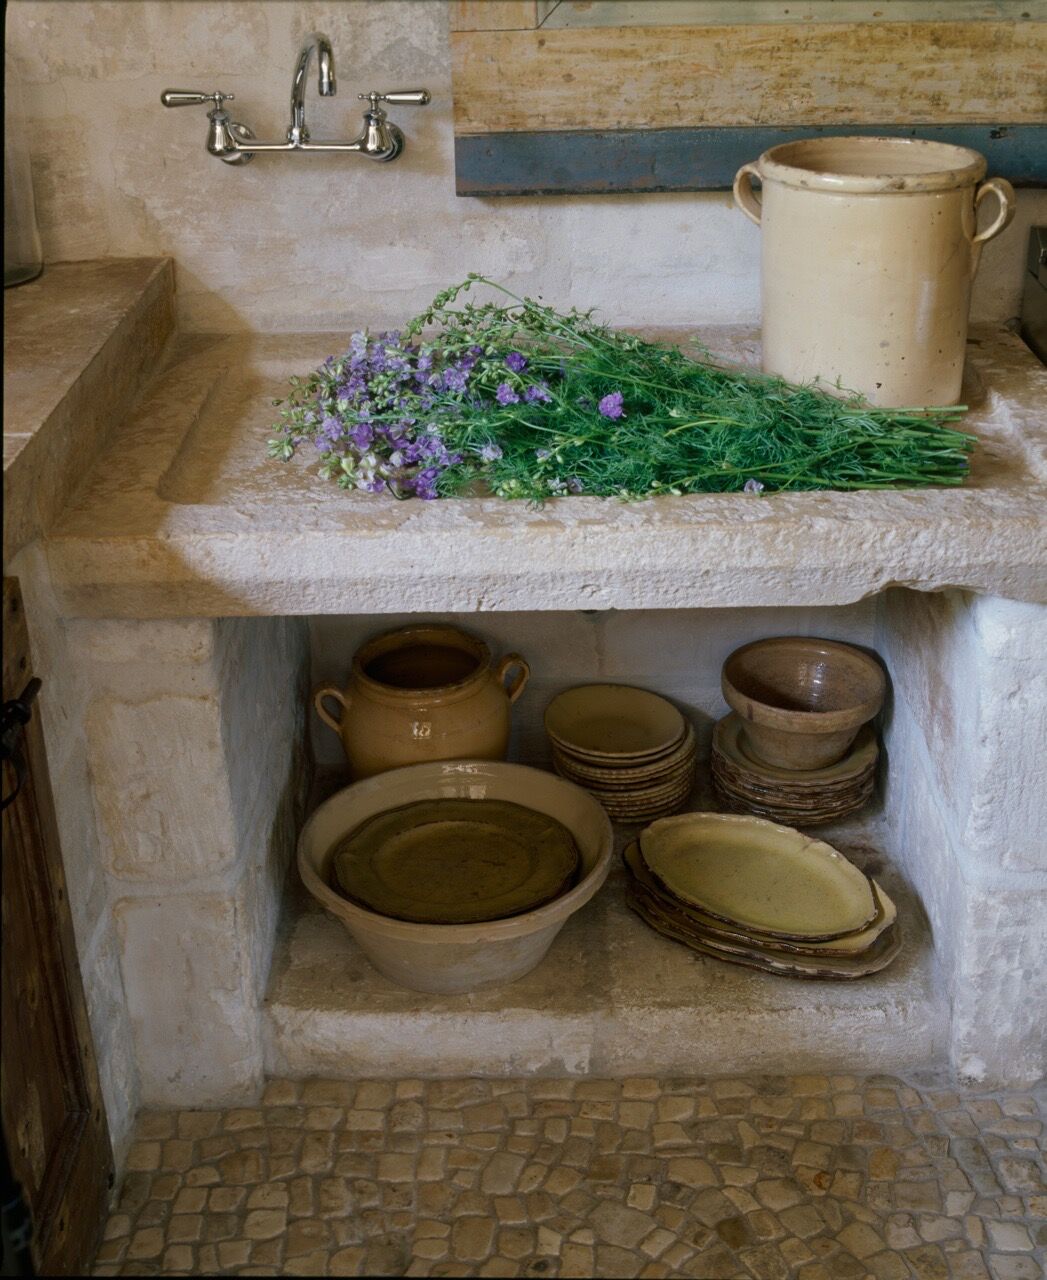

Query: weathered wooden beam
[[454, 124, 1047, 196], [542, 1, 1041, 29], [451, 21, 1047, 132], [449, 1, 540, 32]]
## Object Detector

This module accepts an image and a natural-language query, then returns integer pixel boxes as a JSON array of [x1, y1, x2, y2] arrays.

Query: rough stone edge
[[3, 257, 175, 564]]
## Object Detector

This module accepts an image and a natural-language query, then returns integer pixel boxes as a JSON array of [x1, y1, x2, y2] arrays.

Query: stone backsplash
[[6, 0, 1045, 335]]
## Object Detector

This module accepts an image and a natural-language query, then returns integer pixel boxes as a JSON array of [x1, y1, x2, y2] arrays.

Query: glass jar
[[4, 50, 43, 288]]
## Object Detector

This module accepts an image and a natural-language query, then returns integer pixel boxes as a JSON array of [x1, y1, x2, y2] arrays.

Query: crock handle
[[496, 654, 530, 704], [314, 685, 351, 735], [972, 177, 1016, 246], [733, 163, 763, 227]]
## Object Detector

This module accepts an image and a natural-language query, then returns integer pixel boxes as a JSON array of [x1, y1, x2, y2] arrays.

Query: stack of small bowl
[[712, 637, 886, 825], [546, 684, 697, 823]]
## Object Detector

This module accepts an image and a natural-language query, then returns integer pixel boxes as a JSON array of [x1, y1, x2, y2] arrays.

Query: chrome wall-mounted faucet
[[161, 31, 429, 165], [288, 32, 336, 146]]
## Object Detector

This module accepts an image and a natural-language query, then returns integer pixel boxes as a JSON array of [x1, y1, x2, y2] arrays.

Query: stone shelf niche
[[20, 589, 1044, 1170], [267, 798, 940, 1082], [12, 324, 1046, 1164], [261, 598, 1044, 1093]]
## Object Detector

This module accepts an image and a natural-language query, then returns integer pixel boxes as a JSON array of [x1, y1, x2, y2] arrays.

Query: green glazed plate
[[332, 798, 580, 924]]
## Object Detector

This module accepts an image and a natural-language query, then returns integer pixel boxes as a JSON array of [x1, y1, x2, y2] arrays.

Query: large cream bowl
[[298, 760, 613, 994]]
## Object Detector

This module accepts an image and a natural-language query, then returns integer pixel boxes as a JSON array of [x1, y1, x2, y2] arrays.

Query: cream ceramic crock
[[298, 761, 613, 993], [314, 624, 529, 778], [733, 136, 1015, 406]]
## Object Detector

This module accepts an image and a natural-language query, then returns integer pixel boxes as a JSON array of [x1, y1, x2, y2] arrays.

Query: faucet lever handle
[[359, 90, 431, 107], [161, 89, 235, 109]]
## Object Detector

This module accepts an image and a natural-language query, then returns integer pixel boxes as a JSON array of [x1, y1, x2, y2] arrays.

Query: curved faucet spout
[[288, 32, 336, 144]]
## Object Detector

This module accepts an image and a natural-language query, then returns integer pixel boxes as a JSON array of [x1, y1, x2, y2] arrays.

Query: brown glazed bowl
[[721, 637, 886, 771]]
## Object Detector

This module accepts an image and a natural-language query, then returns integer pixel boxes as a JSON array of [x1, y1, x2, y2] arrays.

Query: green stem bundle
[[269, 274, 976, 502]]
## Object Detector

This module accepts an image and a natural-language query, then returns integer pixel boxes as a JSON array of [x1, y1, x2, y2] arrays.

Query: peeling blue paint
[[455, 125, 1047, 197]]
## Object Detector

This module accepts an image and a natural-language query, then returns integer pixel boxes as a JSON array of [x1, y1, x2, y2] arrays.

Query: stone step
[[263, 811, 943, 1080]]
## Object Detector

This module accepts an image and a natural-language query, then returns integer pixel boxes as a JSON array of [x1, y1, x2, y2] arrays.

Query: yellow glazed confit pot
[[734, 135, 1015, 407], [314, 624, 529, 778]]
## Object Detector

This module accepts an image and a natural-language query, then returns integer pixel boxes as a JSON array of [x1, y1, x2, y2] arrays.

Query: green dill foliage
[[268, 275, 975, 501]]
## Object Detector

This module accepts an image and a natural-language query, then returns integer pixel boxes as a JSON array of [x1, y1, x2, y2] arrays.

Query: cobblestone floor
[[94, 1075, 1046, 1278]]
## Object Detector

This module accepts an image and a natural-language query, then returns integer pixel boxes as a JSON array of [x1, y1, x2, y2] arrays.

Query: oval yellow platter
[[623, 841, 896, 958], [627, 888, 901, 980], [639, 812, 877, 940]]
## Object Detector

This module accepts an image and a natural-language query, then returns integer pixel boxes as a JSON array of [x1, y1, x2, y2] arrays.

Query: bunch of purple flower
[[270, 332, 590, 499], [271, 274, 972, 502], [271, 329, 482, 497]]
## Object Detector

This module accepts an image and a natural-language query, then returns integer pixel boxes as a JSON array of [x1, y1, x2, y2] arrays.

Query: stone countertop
[[3, 258, 175, 564], [44, 323, 1047, 617]]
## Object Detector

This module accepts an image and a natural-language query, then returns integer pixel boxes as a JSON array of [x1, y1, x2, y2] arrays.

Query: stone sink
[[43, 325, 1047, 619]]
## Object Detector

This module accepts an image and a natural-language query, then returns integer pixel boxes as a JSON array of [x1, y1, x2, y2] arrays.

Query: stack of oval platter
[[711, 714, 878, 825], [623, 812, 900, 979], [545, 684, 697, 823], [332, 797, 581, 924]]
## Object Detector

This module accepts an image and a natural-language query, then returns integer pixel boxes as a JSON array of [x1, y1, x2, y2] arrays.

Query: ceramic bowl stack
[[712, 637, 886, 825], [545, 684, 697, 823], [624, 812, 900, 979]]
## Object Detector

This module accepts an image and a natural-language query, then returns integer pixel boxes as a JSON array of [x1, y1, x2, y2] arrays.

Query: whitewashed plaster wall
[[877, 590, 1047, 1085], [7, 0, 1045, 335]]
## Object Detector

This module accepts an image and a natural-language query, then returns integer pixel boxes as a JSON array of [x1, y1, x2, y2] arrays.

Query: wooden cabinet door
[[2, 578, 114, 1275]]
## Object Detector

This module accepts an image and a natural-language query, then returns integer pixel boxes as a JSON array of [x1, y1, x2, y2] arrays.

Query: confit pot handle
[[733, 162, 763, 227], [971, 177, 1016, 259], [314, 685, 351, 735], [496, 654, 530, 704]]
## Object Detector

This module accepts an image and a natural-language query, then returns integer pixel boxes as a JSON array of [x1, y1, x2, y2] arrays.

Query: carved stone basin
[[47, 324, 1047, 618]]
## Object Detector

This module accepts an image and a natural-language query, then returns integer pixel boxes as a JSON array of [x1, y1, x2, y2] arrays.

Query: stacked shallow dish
[[712, 715, 877, 824], [624, 812, 900, 979], [712, 637, 886, 825], [546, 684, 697, 823]]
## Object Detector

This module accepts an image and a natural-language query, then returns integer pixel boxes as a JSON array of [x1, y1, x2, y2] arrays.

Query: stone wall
[[877, 590, 1047, 1085], [6, 0, 1045, 335], [100, 616, 310, 1109], [10, 560, 312, 1160], [13, 546, 141, 1160]]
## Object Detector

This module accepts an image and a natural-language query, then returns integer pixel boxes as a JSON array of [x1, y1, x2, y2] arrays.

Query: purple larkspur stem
[[598, 391, 625, 420]]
